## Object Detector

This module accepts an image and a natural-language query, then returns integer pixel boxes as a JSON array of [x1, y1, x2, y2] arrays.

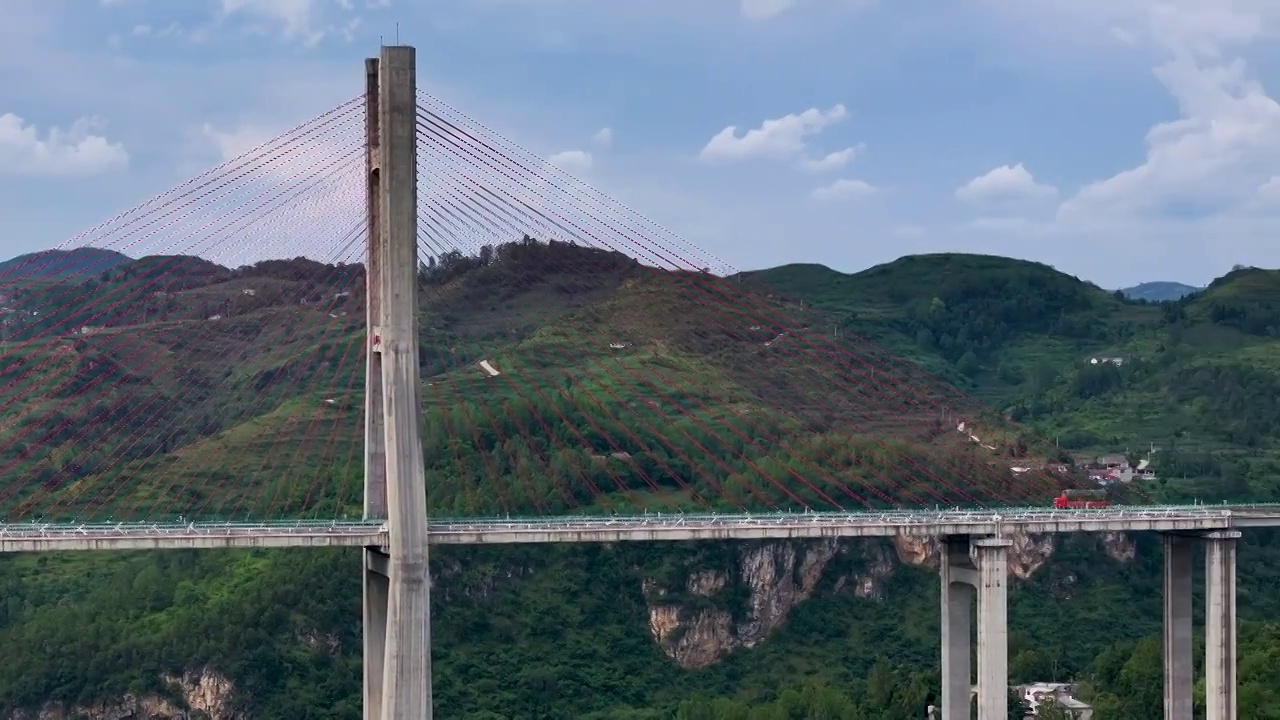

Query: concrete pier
[[1161, 531, 1240, 720], [1204, 531, 1239, 720], [363, 549, 389, 720], [939, 535, 1011, 720], [940, 537, 975, 720], [1163, 534, 1193, 720], [974, 538, 1011, 720]]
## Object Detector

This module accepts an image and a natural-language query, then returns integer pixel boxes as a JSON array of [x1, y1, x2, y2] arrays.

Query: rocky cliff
[[8, 668, 240, 720], [643, 531, 1138, 667]]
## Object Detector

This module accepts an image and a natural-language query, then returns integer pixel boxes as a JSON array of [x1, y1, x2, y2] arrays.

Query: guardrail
[[3, 504, 1280, 549], [0, 520, 387, 540], [426, 506, 1248, 532]]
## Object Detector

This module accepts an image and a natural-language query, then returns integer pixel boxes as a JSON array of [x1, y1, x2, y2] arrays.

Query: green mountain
[[1, 244, 1280, 719], [1119, 281, 1202, 302], [0, 247, 132, 282]]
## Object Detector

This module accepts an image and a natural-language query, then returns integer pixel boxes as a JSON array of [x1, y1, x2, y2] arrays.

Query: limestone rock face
[[9, 668, 242, 720], [643, 540, 889, 668], [1006, 533, 1056, 579], [643, 530, 1137, 667], [893, 531, 1056, 577], [1100, 532, 1137, 563]]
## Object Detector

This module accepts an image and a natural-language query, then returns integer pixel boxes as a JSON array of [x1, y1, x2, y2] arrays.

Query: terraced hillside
[[0, 252, 364, 522], [1, 239, 1078, 525]]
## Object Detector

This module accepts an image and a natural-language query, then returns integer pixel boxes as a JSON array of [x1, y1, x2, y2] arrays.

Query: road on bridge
[[4, 505, 1280, 552]]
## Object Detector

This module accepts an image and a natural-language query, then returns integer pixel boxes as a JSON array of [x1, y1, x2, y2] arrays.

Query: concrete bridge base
[[940, 530, 1239, 720], [363, 549, 390, 720], [940, 535, 1011, 720], [1164, 531, 1239, 720]]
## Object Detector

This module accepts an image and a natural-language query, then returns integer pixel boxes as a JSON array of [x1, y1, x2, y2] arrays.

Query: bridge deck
[[4, 506, 1279, 552]]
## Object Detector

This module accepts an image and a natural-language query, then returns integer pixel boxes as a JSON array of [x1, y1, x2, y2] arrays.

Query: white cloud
[[338, 16, 362, 41], [219, 0, 326, 46], [0, 114, 128, 177], [801, 145, 861, 172], [811, 177, 876, 201], [741, 0, 797, 21], [699, 104, 847, 163], [132, 22, 187, 39], [1057, 55, 1280, 222], [180, 117, 366, 268], [196, 117, 360, 195], [955, 1, 1280, 280], [548, 149, 593, 171], [956, 163, 1057, 205], [200, 122, 281, 162], [1108, 26, 1138, 45], [592, 127, 613, 148], [973, 0, 1273, 57]]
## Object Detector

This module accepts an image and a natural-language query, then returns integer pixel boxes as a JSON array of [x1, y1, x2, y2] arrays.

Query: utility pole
[[363, 45, 432, 720]]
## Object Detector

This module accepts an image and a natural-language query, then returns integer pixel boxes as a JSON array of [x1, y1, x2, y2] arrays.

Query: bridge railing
[[0, 520, 387, 539], [7, 504, 1280, 541]]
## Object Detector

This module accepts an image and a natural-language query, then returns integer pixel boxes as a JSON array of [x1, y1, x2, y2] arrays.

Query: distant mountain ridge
[[0, 248, 133, 282], [1119, 280, 1201, 301]]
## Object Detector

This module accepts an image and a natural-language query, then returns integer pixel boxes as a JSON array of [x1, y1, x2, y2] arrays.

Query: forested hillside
[[0, 242, 1279, 719]]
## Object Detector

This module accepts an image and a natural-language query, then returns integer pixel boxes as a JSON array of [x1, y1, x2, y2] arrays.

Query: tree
[[1036, 698, 1073, 720], [1009, 693, 1030, 719]]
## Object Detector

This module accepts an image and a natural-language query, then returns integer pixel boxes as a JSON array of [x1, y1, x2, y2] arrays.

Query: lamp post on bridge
[[362, 45, 433, 720]]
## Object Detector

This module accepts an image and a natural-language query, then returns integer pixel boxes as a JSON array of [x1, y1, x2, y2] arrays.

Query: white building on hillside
[[1015, 682, 1093, 719]]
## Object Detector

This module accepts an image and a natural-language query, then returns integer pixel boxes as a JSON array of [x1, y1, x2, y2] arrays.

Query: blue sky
[[2, 0, 1280, 289]]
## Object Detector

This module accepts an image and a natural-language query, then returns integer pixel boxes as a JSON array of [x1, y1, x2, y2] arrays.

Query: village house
[[1075, 452, 1158, 483], [1015, 682, 1093, 719]]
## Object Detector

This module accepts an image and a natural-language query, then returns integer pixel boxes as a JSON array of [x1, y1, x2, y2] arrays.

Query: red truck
[[1053, 488, 1109, 509]]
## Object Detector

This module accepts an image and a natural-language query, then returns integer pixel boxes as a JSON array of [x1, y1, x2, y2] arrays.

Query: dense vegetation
[[1, 243, 1280, 718]]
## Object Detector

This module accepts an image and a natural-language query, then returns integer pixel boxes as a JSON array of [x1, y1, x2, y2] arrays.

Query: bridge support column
[[974, 537, 1011, 720], [1205, 531, 1239, 720], [363, 549, 390, 720], [939, 537, 975, 720], [1163, 534, 1193, 720], [939, 536, 1010, 720]]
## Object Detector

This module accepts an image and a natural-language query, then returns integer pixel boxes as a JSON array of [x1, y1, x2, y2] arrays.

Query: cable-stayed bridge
[[0, 46, 1254, 719]]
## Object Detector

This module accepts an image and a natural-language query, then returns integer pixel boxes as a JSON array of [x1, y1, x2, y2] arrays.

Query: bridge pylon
[[362, 45, 432, 720]]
